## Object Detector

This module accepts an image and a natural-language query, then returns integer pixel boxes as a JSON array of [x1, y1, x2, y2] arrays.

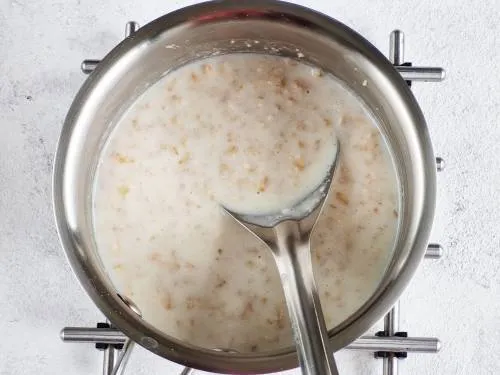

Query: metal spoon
[[223, 141, 341, 375]]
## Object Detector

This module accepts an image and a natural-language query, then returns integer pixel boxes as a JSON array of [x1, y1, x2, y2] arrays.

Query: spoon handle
[[272, 220, 339, 375]]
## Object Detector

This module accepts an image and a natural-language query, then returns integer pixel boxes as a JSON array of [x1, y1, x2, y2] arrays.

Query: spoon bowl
[[223, 140, 341, 375]]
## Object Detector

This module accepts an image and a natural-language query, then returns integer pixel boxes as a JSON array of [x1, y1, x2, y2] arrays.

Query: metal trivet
[[61, 23, 446, 375]]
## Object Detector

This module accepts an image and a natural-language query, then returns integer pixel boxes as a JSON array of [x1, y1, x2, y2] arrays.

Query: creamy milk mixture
[[93, 54, 399, 352]]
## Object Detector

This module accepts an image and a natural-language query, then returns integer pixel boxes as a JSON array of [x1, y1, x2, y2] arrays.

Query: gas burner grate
[[61, 23, 445, 375]]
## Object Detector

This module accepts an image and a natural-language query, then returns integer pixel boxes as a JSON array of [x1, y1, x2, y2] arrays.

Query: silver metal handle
[[395, 66, 445, 82], [389, 29, 445, 82], [60, 327, 440, 353], [350, 336, 440, 353], [61, 327, 126, 344], [272, 220, 339, 375]]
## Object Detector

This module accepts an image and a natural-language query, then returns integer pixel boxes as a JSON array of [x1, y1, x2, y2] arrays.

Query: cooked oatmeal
[[93, 54, 399, 352]]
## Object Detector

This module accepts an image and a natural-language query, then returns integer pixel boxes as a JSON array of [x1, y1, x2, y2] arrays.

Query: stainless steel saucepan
[[53, 1, 436, 373]]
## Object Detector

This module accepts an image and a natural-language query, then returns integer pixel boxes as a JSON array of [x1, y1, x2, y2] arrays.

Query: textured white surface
[[0, 0, 499, 374]]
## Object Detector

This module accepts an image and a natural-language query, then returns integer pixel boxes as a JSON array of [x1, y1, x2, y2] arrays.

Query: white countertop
[[1, 0, 499, 374]]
